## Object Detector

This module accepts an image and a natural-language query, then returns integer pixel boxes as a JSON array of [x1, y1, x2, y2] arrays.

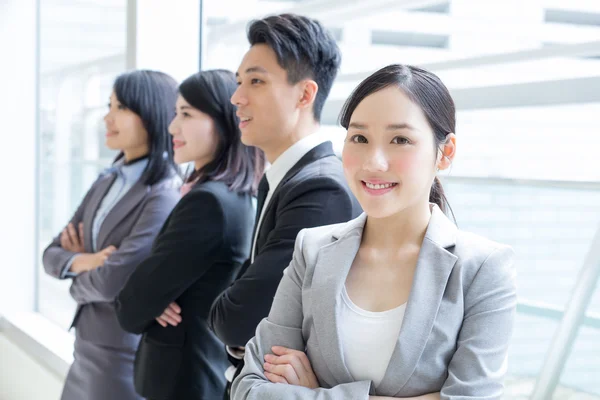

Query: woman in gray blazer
[[43, 70, 181, 400], [232, 64, 517, 400]]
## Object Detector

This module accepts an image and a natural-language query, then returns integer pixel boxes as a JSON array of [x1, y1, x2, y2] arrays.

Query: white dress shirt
[[250, 133, 328, 262]]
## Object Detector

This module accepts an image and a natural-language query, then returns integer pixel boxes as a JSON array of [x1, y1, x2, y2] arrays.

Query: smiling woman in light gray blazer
[[232, 64, 517, 400], [43, 70, 180, 400]]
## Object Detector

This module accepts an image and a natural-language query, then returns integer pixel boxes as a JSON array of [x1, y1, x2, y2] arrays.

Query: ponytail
[[429, 176, 446, 212], [429, 176, 456, 223]]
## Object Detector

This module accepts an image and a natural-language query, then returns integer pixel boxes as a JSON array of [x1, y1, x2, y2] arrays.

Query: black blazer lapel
[[255, 141, 336, 252]]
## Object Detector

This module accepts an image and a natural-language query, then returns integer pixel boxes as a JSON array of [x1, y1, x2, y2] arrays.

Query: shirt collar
[[265, 133, 328, 191], [115, 157, 149, 183]]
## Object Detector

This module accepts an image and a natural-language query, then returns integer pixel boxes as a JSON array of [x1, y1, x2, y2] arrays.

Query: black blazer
[[116, 180, 255, 400], [209, 141, 362, 347]]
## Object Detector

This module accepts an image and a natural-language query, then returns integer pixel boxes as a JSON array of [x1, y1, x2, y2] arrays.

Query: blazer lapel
[[82, 173, 117, 252], [310, 213, 367, 386], [95, 179, 149, 250], [258, 142, 336, 242], [377, 206, 458, 395]]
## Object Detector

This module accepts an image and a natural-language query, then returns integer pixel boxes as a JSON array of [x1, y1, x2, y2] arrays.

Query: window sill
[[0, 312, 73, 380]]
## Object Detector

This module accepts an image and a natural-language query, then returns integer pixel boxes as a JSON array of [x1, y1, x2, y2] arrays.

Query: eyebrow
[[178, 105, 193, 110], [235, 66, 268, 77], [348, 122, 415, 131]]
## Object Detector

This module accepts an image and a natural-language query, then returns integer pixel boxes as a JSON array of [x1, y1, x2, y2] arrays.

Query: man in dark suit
[[205, 13, 362, 397]]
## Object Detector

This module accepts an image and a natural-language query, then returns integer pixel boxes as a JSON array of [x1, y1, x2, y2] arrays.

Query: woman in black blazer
[[116, 69, 265, 400]]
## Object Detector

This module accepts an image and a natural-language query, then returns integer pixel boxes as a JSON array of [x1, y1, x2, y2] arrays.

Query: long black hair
[[179, 69, 265, 195], [113, 69, 179, 185], [339, 64, 455, 216]]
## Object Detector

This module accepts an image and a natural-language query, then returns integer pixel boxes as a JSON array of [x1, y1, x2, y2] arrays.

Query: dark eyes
[[350, 135, 368, 144], [391, 136, 409, 145], [349, 134, 410, 145], [107, 103, 127, 110], [236, 79, 263, 85]]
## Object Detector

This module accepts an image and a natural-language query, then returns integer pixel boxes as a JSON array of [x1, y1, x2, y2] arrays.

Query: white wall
[[0, 335, 63, 400]]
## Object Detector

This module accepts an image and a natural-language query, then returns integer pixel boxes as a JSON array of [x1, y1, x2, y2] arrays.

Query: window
[[37, 0, 126, 330]]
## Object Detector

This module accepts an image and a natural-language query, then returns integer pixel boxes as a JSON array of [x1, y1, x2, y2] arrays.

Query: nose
[[363, 148, 389, 172], [230, 85, 247, 107], [168, 116, 179, 136], [103, 110, 112, 126]]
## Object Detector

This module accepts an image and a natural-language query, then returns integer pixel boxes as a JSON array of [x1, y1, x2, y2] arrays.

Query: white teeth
[[365, 182, 395, 190]]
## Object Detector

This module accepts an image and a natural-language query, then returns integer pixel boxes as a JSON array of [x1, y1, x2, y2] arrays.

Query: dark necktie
[[255, 175, 269, 225], [250, 176, 270, 254]]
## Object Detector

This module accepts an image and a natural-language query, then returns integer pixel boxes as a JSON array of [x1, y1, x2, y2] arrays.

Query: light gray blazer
[[43, 169, 180, 349], [232, 205, 517, 400]]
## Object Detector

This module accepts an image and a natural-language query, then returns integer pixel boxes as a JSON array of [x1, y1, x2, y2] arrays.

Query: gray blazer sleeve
[[68, 187, 178, 304], [441, 246, 517, 400], [42, 179, 98, 279], [231, 230, 372, 400]]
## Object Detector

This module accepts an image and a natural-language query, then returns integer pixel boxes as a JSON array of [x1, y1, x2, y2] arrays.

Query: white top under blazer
[[339, 285, 406, 387]]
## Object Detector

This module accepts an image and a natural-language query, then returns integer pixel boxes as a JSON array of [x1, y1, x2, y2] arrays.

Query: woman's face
[[169, 95, 218, 170], [342, 86, 454, 219], [104, 91, 149, 156]]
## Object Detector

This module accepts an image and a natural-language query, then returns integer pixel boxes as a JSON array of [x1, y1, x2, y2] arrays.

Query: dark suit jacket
[[116, 180, 255, 400], [209, 141, 362, 348], [43, 169, 180, 350]]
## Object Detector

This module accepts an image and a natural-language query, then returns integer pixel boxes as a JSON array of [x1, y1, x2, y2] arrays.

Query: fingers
[[67, 223, 80, 248], [155, 317, 167, 328], [271, 347, 312, 373], [263, 362, 299, 385], [60, 229, 70, 249], [168, 302, 181, 314], [265, 353, 308, 380], [100, 246, 117, 257], [95, 246, 117, 265], [156, 305, 182, 326], [78, 223, 84, 244], [61, 227, 74, 250], [157, 313, 179, 327], [162, 307, 182, 324], [264, 371, 289, 384]]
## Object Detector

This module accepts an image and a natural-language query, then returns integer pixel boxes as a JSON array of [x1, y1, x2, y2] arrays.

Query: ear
[[437, 133, 456, 171], [297, 79, 319, 110]]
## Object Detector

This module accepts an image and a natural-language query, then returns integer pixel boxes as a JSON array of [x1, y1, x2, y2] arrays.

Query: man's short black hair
[[247, 13, 341, 122]]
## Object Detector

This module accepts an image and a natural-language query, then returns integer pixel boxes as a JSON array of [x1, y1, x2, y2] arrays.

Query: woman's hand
[[70, 246, 117, 274], [61, 223, 85, 253], [263, 346, 319, 389], [156, 302, 182, 327]]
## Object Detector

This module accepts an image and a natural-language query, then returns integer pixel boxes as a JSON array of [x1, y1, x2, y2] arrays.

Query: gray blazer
[[43, 170, 180, 349], [232, 205, 517, 400]]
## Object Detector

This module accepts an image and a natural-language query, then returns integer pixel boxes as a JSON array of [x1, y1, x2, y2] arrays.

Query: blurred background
[[0, 0, 599, 399]]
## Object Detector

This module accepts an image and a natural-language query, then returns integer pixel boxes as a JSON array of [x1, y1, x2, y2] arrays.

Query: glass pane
[[37, 0, 126, 330]]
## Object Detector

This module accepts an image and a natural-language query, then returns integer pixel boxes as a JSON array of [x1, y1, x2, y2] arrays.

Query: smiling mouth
[[239, 117, 252, 129], [363, 182, 398, 190]]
